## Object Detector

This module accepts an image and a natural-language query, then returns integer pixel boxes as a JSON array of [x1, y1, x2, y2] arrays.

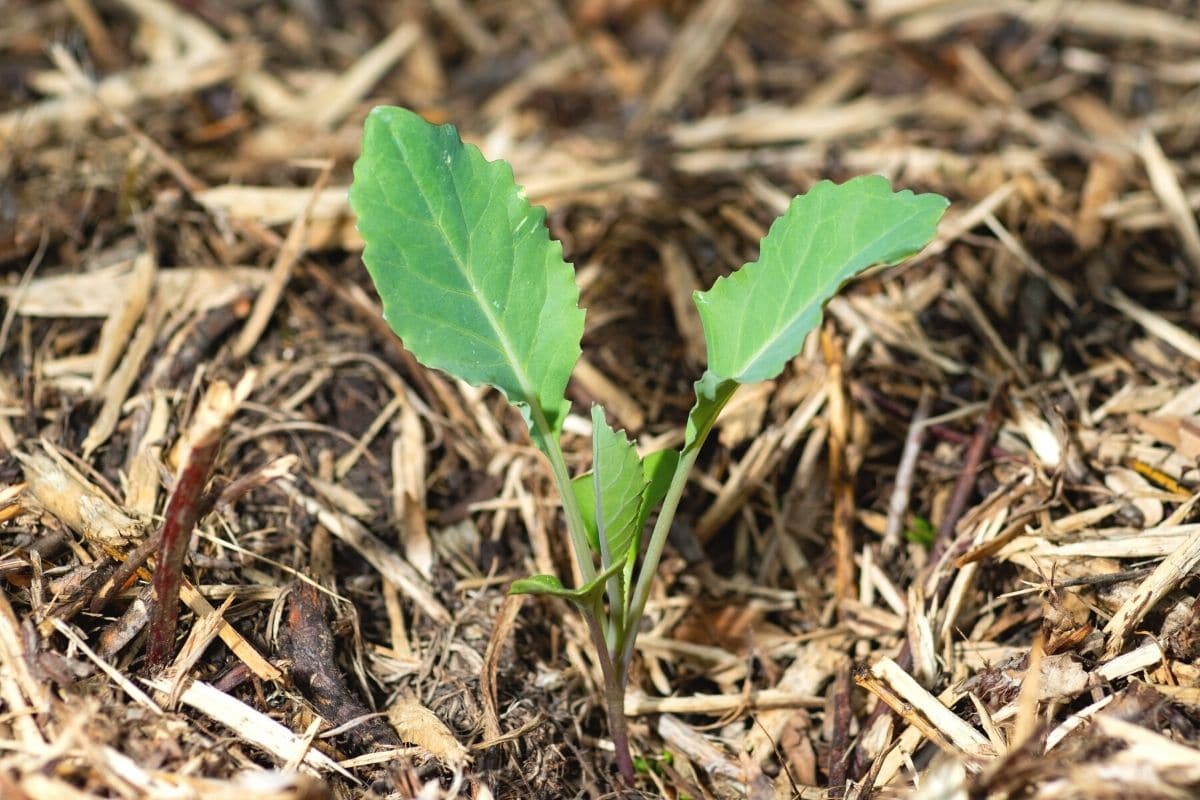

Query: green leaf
[[571, 409, 653, 578], [570, 432, 678, 598], [349, 107, 584, 454], [694, 176, 947, 385], [571, 471, 599, 551], [684, 372, 738, 453], [635, 448, 679, 536], [509, 558, 625, 605], [589, 407, 646, 575], [684, 176, 946, 451]]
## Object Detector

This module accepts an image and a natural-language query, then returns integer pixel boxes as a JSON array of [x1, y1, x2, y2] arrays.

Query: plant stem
[[605, 675, 635, 786], [146, 374, 255, 672], [586, 615, 635, 785], [618, 382, 736, 671], [618, 445, 700, 673], [145, 434, 220, 671], [533, 407, 597, 585]]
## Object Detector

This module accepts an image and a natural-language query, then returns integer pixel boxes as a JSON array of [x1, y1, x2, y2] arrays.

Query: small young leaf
[[635, 448, 679, 536], [349, 107, 584, 454], [570, 409, 652, 572], [570, 436, 679, 594], [571, 472, 600, 551], [695, 176, 947, 385], [590, 407, 646, 574], [510, 558, 625, 605]]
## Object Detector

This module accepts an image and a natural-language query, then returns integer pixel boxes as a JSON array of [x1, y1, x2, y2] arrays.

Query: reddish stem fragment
[[145, 439, 220, 671], [144, 373, 255, 673]]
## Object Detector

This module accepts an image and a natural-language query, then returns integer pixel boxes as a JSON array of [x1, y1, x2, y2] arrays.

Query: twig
[[824, 331, 857, 605], [881, 388, 933, 557], [145, 373, 255, 672], [928, 385, 1006, 565], [480, 593, 524, 742], [233, 162, 333, 358], [826, 663, 853, 798], [280, 582, 402, 752]]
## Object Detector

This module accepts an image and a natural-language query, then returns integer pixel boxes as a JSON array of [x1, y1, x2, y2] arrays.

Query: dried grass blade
[[143, 677, 355, 780]]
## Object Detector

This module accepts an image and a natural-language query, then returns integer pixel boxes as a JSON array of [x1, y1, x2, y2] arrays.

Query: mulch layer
[[4, 1, 1200, 798]]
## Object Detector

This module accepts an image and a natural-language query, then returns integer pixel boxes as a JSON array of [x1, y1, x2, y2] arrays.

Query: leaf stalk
[[535, 408, 598, 587]]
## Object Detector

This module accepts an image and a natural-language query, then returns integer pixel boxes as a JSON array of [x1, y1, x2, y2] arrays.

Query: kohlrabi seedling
[[349, 106, 948, 784]]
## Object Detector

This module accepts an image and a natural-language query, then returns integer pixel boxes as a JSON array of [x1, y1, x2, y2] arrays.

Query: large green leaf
[[349, 107, 584, 453], [685, 176, 946, 450], [695, 176, 947, 385]]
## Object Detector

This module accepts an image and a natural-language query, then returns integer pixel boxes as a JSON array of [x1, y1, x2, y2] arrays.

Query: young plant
[[349, 106, 948, 784]]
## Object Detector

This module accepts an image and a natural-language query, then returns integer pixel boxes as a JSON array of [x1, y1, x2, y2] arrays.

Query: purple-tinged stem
[[144, 374, 255, 672], [586, 615, 635, 786]]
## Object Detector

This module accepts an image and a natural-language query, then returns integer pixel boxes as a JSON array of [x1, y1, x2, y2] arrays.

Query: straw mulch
[[4, 1, 1200, 798]]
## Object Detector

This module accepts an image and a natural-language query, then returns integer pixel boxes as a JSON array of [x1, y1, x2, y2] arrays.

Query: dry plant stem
[[145, 435, 222, 672], [94, 479, 223, 612], [282, 582, 402, 751], [824, 332, 856, 605], [91, 530, 161, 613], [929, 386, 1005, 565], [827, 663, 853, 796], [146, 375, 254, 672]]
